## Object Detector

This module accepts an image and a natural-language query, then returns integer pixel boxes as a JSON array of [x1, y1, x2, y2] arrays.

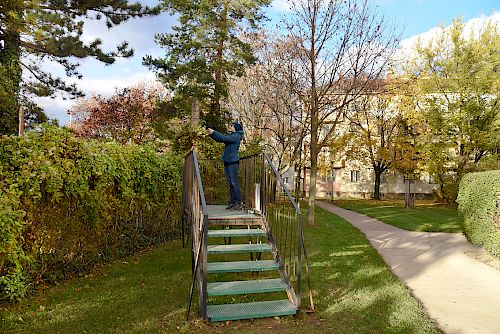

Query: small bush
[[0, 126, 182, 300], [456, 170, 500, 259]]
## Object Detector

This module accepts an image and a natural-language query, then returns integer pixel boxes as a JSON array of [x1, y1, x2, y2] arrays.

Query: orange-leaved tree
[[69, 82, 169, 144]]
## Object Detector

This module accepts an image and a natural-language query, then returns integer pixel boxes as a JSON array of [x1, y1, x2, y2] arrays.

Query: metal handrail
[[192, 150, 209, 215], [183, 150, 209, 320]]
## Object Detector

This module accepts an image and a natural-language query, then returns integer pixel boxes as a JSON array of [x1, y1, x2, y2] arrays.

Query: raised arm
[[209, 130, 241, 143]]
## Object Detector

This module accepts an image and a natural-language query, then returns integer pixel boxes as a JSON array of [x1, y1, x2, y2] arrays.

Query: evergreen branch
[[20, 61, 46, 84]]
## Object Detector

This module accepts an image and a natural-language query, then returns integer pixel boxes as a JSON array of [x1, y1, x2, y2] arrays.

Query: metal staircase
[[181, 151, 313, 322]]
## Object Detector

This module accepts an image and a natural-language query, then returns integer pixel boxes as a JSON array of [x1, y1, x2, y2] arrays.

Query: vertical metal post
[[201, 213, 208, 319], [297, 212, 302, 309], [255, 183, 260, 213], [260, 154, 266, 214], [181, 157, 188, 248], [243, 158, 248, 207]]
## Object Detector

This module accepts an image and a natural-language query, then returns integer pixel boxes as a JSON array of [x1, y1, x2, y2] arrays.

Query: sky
[[34, 0, 499, 125]]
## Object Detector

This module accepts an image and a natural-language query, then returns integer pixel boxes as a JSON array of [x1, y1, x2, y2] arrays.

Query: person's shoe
[[232, 203, 243, 211], [225, 203, 235, 210]]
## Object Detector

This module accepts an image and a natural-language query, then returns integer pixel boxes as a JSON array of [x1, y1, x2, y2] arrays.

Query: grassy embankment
[[1, 205, 441, 333]]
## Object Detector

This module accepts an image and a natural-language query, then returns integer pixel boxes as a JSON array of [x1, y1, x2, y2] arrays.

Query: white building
[[282, 165, 437, 200]]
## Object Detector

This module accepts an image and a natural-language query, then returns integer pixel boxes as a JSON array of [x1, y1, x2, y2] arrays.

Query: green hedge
[[457, 170, 500, 259], [0, 126, 182, 300]]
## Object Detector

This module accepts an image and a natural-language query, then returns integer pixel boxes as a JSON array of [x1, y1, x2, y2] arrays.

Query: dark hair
[[232, 122, 243, 131]]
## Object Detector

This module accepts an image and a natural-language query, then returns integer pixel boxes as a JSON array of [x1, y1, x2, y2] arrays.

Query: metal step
[[207, 205, 262, 222], [207, 243, 272, 254], [207, 279, 288, 296], [208, 228, 266, 238], [207, 299, 297, 322], [207, 260, 279, 273]]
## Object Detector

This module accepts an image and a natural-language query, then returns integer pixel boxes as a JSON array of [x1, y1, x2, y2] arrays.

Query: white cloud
[[397, 25, 441, 56], [80, 12, 173, 55], [398, 11, 499, 58], [71, 71, 157, 96], [271, 0, 292, 12], [462, 11, 500, 37]]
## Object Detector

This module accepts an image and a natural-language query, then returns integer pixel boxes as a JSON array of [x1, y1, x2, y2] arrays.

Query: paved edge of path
[[316, 201, 500, 334]]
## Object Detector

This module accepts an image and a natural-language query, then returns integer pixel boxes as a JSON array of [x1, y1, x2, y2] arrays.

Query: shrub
[[456, 170, 500, 259], [0, 126, 182, 300]]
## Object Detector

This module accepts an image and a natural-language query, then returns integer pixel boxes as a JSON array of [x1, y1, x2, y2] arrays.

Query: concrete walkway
[[317, 202, 500, 334]]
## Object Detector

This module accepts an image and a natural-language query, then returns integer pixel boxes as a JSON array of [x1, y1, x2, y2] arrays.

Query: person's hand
[[208, 128, 214, 135]]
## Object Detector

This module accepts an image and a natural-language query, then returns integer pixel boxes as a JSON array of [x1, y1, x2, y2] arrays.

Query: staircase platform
[[207, 205, 262, 225], [208, 243, 272, 254], [208, 228, 266, 238], [207, 299, 297, 322], [207, 260, 279, 273], [207, 279, 288, 296]]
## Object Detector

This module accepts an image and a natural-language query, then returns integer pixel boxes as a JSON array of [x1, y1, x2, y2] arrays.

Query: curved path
[[317, 202, 500, 334]]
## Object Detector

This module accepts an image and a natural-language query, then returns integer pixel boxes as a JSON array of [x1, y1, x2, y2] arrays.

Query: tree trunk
[[294, 140, 304, 202], [373, 169, 382, 200], [295, 162, 302, 202], [435, 174, 445, 203], [18, 104, 25, 136], [307, 107, 319, 226], [0, 19, 22, 135], [191, 98, 199, 125], [211, 0, 229, 117], [306, 3, 318, 227], [307, 146, 318, 226], [404, 178, 415, 208]]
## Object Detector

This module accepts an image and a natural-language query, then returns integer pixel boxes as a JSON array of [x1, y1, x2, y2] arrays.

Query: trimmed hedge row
[[457, 170, 500, 259], [0, 126, 182, 300]]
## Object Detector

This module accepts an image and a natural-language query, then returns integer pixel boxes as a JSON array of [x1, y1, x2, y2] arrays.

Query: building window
[[380, 174, 387, 184], [327, 170, 336, 182], [350, 170, 360, 182], [283, 177, 289, 184]]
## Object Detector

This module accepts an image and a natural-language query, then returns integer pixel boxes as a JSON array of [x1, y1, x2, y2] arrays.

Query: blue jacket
[[210, 129, 244, 163]]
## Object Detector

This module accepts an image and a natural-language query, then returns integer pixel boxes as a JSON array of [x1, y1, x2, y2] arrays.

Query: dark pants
[[224, 162, 241, 204]]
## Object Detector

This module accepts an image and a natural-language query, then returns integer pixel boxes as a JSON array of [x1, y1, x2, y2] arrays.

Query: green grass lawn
[[1, 206, 441, 333], [332, 199, 462, 233]]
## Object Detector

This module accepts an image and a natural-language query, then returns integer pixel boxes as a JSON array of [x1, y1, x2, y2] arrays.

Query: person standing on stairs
[[208, 121, 244, 210]]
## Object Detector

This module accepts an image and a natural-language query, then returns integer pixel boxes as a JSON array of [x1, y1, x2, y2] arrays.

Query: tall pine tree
[[0, 0, 160, 135], [143, 0, 270, 126]]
